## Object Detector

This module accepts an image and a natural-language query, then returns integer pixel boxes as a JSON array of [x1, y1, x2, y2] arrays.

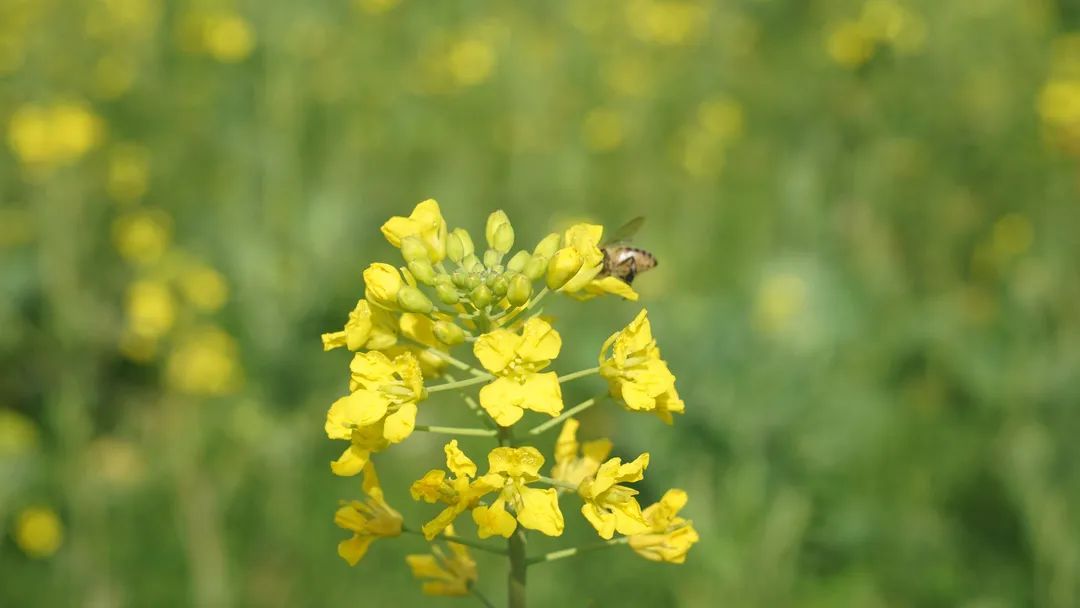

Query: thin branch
[[427, 374, 493, 394], [525, 537, 630, 566], [557, 366, 600, 384], [401, 527, 509, 556], [527, 397, 598, 436], [415, 425, 498, 437], [536, 476, 578, 491]]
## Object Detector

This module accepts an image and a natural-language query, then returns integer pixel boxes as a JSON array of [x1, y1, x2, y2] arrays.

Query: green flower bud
[[491, 275, 509, 298], [435, 282, 459, 305], [470, 284, 493, 309], [485, 211, 513, 252], [483, 248, 501, 269], [484, 272, 498, 288], [523, 255, 547, 281], [507, 273, 532, 306], [435, 273, 453, 287], [397, 285, 434, 314], [447, 228, 475, 263], [433, 320, 466, 346], [462, 254, 482, 273], [506, 250, 531, 273], [546, 248, 583, 290], [465, 273, 482, 290], [407, 259, 437, 285], [400, 236, 429, 263], [534, 233, 561, 259], [451, 271, 468, 288], [492, 223, 515, 254]]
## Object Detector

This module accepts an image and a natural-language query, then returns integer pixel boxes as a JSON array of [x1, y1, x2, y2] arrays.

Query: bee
[[599, 216, 658, 285]]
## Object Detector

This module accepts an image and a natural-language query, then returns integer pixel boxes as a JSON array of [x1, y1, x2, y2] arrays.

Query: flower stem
[[470, 587, 496, 608], [496, 287, 549, 327], [442, 372, 497, 430], [525, 537, 630, 566], [557, 366, 600, 384], [401, 527, 508, 556], [508, 527, 528, 608], [527, 397, 598, 436], [414, 425, 497, 437], [536, 476, 578, 491], [427, 374, 492, 393]]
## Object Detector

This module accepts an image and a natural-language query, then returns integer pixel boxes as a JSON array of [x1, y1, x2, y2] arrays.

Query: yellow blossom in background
[[599, 310, 684, 423], [448, 39, 496, 87], [335, 463, 403, 565], [698, 97, 744, 141], [473, 317, 563, 426], [860, 0, 926, 54], [165, 326, 242, 396], [93, 53, 139, 99], [87, 436, 145, 487], [178, 262, 229, 312], [991, 213, 1034, 259], [405, 525, 478, 597], [577, 454, 651, 539], [582, 108, 625, 152], [13, 506, 63, 559], [0, 408, 39, 458], [0, 208, 34, 249], [354, 0, 401, 15], [551, 419, 612, 488], [1037, 79, 1080, 131], [754, 272, 807, 336], [112, 209, 172, 266], [106, 143, 151, 203], [125, 279, 175, 340], [411, 440, 503, 540], [629, 489, 699, 563], [826, 21, 876, 68], [177, 10, 255, 62], [472, 446, 564, 538], [7, 102, 104, 168], [626, 0, 707, 46]]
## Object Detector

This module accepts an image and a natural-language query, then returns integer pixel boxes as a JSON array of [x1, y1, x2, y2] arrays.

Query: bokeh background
[[3, 0, 1080, 606]]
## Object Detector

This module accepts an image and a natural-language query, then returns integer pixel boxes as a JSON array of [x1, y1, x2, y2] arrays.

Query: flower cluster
[[321, 200, 698, 603]]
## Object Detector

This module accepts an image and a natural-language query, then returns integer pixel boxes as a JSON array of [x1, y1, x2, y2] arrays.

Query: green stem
[[496, 287, 549, 326], [401, 527, 508, 556], [536, 476, 579, 491], [508, 527, 528, 608], [427, 374, 493, 393], [414, 425, 497, 437], [527, 397, 598, 436], [442, 372, 497, 430], [525, 537, 630, 566], [557, 366, 600, 384], [470, 587, 496, 608], [405, 338, 487, 377]]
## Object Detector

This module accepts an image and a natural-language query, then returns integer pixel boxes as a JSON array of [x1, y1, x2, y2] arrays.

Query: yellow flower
[[112, 209, 172, 266], [202, 11, 256, 63], [569, 275, 640, 302], [397, 313, 450, 377], [381, 199, 448, 263], [165, 326, 242, 396], [7, 102, 104, 168], [106, 143, 150, 203], [411, 440, 504, 540], [629, 489, 699, 564], [472, 446, 564, 538], [577, 454, 651, 539], [125, 280, 175, 340], [405, 525, 478, 597], [551, 419, 612, 488], [321, 299, 398, 352], [473, 317, 564, 426], [599, 310, 684, 423], [334, 462, 403, 565], [178, 262, 229, 312], [549, 223, 605, 293], [325, 351, 425, 453], [826, 21, 876, 69], [13, 506, 63, 559], [0, 409, 39, 458], [363, 263, 405, 309], [328, 421, 390, 477]]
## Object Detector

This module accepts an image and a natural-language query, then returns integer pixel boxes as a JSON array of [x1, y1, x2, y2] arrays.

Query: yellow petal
[[330, 443, 370, 477], [325, 390, 389, 439], [553, 418, 581, 468], [478, 380, 525, 426], [473, 328, 520, 373], [585, 276, 640, 301], [383, 401, 417, 443], [349, 350, 397, 389], [363, 263, 404, 307], [444, 440, 477, 479], [582, 502, 617, 539], [487, 446, 545, 479], [517, 317, 561, 363], [515, 485, 564, 537], [321, 330, 347, 351], [338, 534, 375, 566], [406, 554, 448, 581], [520, 372, 563, 416], [472, 500, 517, 539], [422, 505, 465, 541]]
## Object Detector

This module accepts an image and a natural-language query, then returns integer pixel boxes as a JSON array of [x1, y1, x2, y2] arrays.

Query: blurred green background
[[3, 0, 1080, 606]]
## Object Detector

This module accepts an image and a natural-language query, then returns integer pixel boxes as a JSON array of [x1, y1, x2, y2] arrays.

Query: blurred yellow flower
[[125, 279, 175, 340], [0, 408, 39, 458], [13, 506, 63, 559], [93, 54, 138, 99], [7, 102, 104, 168], [178, 10, 255, 63], [860, 0, 926, 54], [551, 418, 612, 488], [599, 310, 684, 424], [626, 0, 707, 46], [698, 97, 744, 141], [826, 21, 876, 68], [354, 0, 400, 15], [754, 272, 807, 336], [0, 208, 34, 249], [1037, 79, 1080, 130], [335, 462, 403, 565], [118, 331, 159, 363], [473, 317, 564, 426], [178, 263, 229, 312], [165, 326, 242, 396], [582, 108, 625, 152], [448, 39, 496, 87], [472, 446, 564, 538], [578, 454, 651, 539], [405, 525, 478, 597], [106, 143, 150, 203], [112, 209, 172, 266], [629, 488, 699, 563], [411, 440, 504, 540], [992, 213, 1034, 259]]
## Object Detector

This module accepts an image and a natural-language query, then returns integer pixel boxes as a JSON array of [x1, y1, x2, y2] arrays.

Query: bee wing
[[603, 216, 645, 246]]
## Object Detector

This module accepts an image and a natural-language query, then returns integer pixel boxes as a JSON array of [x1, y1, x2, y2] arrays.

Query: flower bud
[[523, 255, 547, 281], [400, 236, 428, 263], [465, 273, 482, 290], [546, 248, 583, 290], [433, 320, 466, 346], [470, 284, 493, 308], [506, 273, 532, 306], [506, 250, 531, 273], [397, 285, 433, 314], [491, 275, 509, 298], [483, 248, 501, 269], [534, 232, 561, 259], [462, 253, 482, 273], [451, 271, 468, 288], [485, 211, 514, 253], [447, 228, 474, 263], [435, 273, 453, 287], [407, 259, 437, 285], [363, 263, 403, 308], [435, 282, 459, 305]]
